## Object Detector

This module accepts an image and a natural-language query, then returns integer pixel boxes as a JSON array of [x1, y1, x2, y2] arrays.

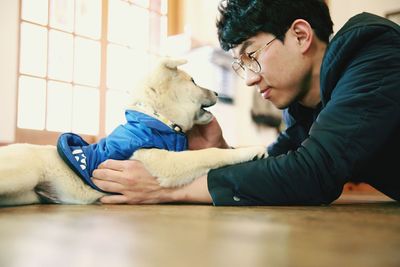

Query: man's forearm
[[172, 175, 213, 204]]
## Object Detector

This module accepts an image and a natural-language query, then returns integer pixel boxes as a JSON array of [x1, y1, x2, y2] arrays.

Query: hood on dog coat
[[57, 110, 187, 193]]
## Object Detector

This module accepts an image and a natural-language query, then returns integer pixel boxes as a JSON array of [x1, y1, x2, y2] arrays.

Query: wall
[[183, 0, 220, 47], [0, 1, 19, 143], [329, 0, 399, 34]]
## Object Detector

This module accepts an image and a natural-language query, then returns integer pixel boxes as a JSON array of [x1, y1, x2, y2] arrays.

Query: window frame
[[15, 0, 182, 145]]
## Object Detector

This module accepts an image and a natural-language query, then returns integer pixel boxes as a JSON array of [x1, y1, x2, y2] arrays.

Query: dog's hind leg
[[0, 144, 103, 205], [0, 144, 44, 205], [0, 166, 42, 196], [0, 191, 40, 206]]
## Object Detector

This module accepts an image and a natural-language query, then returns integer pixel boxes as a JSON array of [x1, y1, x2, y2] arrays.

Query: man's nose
[[245, 69, 261, 87]]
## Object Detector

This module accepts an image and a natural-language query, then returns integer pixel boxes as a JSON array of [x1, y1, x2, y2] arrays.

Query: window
[[17, 0, 171, 144]]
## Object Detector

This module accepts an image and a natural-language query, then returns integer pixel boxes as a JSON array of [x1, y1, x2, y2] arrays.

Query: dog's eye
[[191, 78, 197, 85]]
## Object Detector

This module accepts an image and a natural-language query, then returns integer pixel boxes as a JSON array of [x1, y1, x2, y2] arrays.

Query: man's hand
[[187, 116, 229, 150], [92, 159, 174, 204], [92, 159, 212, 204]]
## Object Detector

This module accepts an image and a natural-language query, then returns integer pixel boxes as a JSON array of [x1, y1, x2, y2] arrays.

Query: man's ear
[[290, 19, 313, 53], [161, 57, 188, 70]]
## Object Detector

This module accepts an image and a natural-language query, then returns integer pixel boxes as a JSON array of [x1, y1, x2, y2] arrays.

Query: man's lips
[[259, 87, 272, 99]]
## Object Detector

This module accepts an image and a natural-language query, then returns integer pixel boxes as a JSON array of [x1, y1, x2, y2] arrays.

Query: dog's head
[[132, 57, 218, 132]]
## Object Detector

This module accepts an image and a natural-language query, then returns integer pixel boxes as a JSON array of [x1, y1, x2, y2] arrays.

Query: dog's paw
[[248, 146, 267, 161]]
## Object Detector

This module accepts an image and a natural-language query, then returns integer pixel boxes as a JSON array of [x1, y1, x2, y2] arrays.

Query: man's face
[[231, 32, 313, 109]]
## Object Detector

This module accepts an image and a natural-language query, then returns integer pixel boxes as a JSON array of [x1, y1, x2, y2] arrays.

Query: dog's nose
[[213, 91, 218, 97]]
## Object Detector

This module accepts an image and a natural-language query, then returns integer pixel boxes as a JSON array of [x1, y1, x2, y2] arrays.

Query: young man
[[92, 0, 400, 205]]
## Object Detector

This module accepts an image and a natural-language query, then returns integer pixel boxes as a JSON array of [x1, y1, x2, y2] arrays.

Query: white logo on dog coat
[[72, 149, 87, 171]]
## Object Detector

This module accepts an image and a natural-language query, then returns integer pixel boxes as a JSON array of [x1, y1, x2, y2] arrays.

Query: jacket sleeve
[[207, 24, 400, 206]]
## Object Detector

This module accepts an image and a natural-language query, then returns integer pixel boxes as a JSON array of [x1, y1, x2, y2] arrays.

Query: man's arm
[[173, 175, 212, 203], [92, 159, 212, 204]]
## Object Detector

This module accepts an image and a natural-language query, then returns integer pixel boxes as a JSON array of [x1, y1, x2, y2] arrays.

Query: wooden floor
[[0, 193, 399, 267]]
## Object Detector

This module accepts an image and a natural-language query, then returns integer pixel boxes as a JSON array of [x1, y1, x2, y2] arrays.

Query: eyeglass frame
[[231, 37, 277, 79]]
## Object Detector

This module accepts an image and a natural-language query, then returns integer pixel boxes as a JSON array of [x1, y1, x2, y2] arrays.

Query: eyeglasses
[[231, 38, 276, 79]]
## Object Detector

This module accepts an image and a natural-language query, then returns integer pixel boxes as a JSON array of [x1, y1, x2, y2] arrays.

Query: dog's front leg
[[132, 146, 266, 187]]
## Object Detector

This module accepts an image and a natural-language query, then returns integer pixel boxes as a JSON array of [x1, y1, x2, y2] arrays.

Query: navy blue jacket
[[57, 110, 187, 192], [208, 13, 400, 205]]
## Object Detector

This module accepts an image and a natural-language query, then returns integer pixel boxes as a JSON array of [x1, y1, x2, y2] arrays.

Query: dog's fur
[[0, 58, 266, 206]]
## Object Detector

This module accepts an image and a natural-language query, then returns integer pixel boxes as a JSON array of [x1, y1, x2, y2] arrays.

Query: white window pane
[[158, 16, 169, 56], [108, 1, 149, 48], [128, 6, 149, 49], [47, 81, 73, 132], [19, 22, 47, 77], [72, 86, 99, 135], [75, 0, 102, 39], [108, 0, 130, 45], [48, 30, 73, 82], [105, 89, 129, 135], [74, 37, 100, 87], [50, 0, 74, 32], [134, 0, 149, 8], [107, 44, 150, 90], [21, 0, 48, 25], [17, 76, 46, 130]]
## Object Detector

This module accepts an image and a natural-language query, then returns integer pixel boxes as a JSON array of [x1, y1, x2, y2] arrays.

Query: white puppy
[[0, 58, 266, 206]]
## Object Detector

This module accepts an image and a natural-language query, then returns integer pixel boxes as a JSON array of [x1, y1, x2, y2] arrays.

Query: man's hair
[[216, 0, 333, 51]]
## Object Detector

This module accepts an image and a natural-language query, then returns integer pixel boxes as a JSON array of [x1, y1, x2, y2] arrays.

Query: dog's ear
[[162, 58, 188, 70]]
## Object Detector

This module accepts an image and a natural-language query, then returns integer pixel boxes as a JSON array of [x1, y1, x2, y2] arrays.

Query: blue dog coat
[[57, 110, 187, 193]]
